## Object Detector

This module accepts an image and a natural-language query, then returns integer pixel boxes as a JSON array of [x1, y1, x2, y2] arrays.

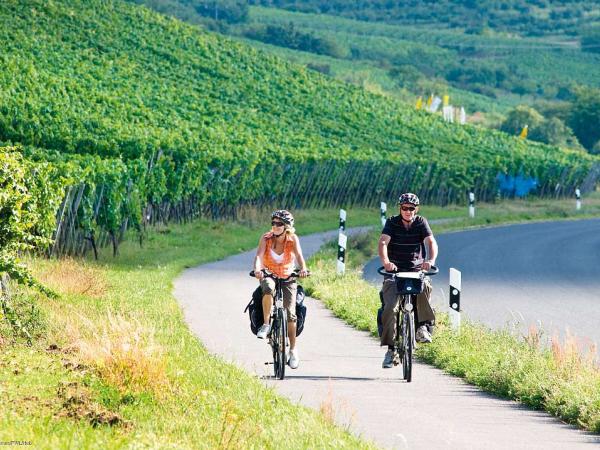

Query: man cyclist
[[378, 193, 439, 369]]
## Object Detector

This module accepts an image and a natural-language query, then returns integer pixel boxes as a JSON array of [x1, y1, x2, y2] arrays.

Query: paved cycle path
[[174, 228, 599, 449]]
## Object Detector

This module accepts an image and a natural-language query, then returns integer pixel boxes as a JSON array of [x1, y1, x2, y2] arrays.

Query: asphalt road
[[364, 218, 600, 352], [174, 226, 599, 449]]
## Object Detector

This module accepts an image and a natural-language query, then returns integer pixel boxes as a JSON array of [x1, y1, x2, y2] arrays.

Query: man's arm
[[422, 235, 438, 271], [378, 234, 397, 272]]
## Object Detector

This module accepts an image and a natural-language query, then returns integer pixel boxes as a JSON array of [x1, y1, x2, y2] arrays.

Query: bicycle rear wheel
[[402, 310, 413, 382], [273, 309, 286, 380]]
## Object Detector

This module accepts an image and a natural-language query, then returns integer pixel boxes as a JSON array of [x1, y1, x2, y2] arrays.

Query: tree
[[529, 117, 582, 150], [568, 87, 600, 151], [500, 105, 544, 136], [581, 29, 600, 54]]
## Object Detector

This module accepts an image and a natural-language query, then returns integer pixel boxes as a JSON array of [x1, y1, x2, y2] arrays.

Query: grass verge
[[302, 195, 600, 434], [1, 207, 382, 449]]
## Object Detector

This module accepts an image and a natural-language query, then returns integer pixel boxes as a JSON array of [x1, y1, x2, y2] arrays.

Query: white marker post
[[337, 209, 347, 275], [449, 268, 461, 331], [380, 202, 387, 227], [468, 192, 475, 218], [576, 188, 581, 211]]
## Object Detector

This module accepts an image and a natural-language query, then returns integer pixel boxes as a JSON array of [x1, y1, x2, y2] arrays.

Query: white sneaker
[[288, 349, 299, 369], [257, 324, 271, 339], [416, 325, 432, 343]]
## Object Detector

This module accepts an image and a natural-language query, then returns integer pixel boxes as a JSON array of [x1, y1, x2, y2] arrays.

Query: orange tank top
[[263, 235, 295, 278]]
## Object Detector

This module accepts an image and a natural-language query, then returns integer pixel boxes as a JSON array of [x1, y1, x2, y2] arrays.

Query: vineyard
[[0, 0, 598, 281], [235, 7, 600, 101]]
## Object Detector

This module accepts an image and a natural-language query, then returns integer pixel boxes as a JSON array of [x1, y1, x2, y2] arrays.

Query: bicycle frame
[[378, 266, 438, 383], [249, 269, 299, 380]]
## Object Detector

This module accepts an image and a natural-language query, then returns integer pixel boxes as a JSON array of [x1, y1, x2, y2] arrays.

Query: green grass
[[3, 196, 600, 446], [0, 207, 381, 449], [301, 195, 600, 433]]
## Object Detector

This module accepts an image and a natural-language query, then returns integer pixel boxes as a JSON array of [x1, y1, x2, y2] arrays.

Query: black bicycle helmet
[[271, 210, 294, 227], [398, 193, 420, 206]]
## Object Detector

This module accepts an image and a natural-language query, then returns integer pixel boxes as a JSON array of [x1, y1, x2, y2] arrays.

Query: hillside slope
[[0, 0, 596, 240]]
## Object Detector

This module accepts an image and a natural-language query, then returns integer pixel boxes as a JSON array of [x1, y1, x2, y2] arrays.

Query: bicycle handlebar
[[249, 269, 310, 280], [377, 265, 439, 277]]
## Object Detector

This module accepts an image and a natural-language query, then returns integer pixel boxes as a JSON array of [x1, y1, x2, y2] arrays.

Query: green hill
[[131, 2, 600, 147], [249, 0, 600, 38], [0, 0, 596, 257]]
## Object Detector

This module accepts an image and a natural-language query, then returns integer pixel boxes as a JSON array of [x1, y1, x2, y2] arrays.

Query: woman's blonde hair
[[284, 225, 296, 236]]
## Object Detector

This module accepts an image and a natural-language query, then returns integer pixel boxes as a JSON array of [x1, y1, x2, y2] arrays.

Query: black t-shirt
[[382, 215, 433, 271]]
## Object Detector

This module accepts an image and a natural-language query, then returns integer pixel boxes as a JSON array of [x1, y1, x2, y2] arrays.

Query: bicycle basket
[[395, 276, 424, 295]]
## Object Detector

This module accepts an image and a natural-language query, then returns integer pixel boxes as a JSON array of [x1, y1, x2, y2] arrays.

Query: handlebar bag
[[395, 276, 424, 295]]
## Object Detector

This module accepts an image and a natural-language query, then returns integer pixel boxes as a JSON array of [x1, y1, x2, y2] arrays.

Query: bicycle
[[249, 269, 306, 380], [377, 265, 438, 382]]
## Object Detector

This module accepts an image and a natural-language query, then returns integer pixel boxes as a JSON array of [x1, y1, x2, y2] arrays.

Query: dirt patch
[[55, 381, 124, 427]]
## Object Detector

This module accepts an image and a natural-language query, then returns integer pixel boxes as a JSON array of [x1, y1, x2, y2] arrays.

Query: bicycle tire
[[276, 308, 286, 379], [402, 306, 413, 382], [271, 314, 280, 378]]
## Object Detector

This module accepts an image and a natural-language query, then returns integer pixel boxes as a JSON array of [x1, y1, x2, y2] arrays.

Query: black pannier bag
[[295, 285, 307, 336], [377, 291, 384, 337], [244, 285, 307, 336], [245, 286, 264, 335]]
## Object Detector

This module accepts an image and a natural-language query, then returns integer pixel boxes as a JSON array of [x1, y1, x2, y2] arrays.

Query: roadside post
[[380, 202, 387, 227], [337, 209, 347, 275], [468, 192, 475, 218], [449, 268, 461, 330], [576, 188, 581, 210]]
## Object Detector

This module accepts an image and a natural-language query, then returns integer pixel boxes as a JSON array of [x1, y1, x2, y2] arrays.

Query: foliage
[[500, 105, 544, 135], [581, 28, 600, 54], [529, 117, 582, 149], [249, 0, 600, 38], [230, 6, 600, 111], [242, 22, 348, 58], [0, 148, 60, 293], [0, 0, 597, 262], [128, 0, 248, 27], [567, 87, 600, 151]]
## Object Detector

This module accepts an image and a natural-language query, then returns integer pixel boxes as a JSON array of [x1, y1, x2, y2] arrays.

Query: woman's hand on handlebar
[[254, 269, 264, 280], [384, 261, 397, 272], [298, 268, 309, 278]]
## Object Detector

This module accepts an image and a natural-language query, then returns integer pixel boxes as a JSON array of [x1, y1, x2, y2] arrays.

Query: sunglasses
[[271, 221, 285, 226], [401, 206, 416, 212]]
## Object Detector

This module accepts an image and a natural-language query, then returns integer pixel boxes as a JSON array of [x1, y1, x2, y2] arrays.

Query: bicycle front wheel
[[402, 311, 413, 382], [273, 309, 287, 380]]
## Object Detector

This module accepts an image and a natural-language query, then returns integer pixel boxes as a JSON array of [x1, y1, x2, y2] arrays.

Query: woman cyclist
[[253, 210, 309, 369]]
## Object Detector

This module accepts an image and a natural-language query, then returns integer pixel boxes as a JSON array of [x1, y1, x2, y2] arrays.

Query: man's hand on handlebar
[[422, 260, 435, 271], [384, 261, 397, 272]]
